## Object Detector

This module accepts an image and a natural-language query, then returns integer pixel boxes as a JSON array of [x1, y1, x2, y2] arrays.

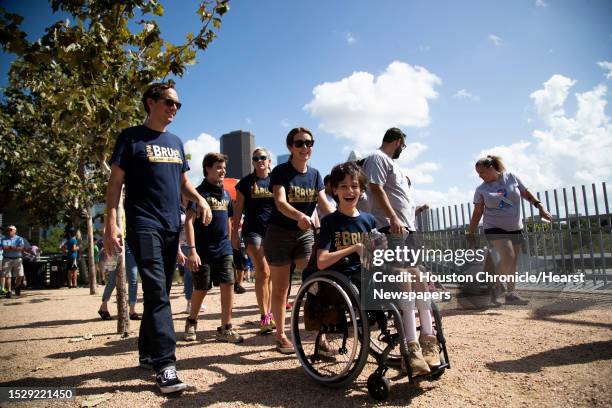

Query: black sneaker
[[15, 287, 21, 296], [139, 356, 153, 370], [5, 291, 12, 299], [156, 366, 187, 394], [234, 284, 246, 294]]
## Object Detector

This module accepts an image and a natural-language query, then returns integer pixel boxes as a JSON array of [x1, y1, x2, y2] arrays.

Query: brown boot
[[403, 341, 431, 376], [419, 335, 441, 367]]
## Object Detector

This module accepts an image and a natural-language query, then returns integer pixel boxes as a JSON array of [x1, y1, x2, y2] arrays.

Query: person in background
[[65, 228, 79, 289], [233, 147, 276, 334], [232, 222, 248, 295], [0, 228, 3, 295], [2, 226, 25, 298], [467, 154, 552, 306], [98, 242, 140, 320]]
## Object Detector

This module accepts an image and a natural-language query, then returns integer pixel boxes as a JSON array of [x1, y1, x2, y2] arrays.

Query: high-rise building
[[220, 130, 255, 179], [276, 154, 290, 164]]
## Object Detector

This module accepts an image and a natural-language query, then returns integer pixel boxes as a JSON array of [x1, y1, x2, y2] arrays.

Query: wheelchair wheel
[[291, 272, 370, 388], [367, 373, 390, 401]]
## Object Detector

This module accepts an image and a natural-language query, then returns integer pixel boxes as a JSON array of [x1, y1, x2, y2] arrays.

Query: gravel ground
[[0, 282, 611, 408]]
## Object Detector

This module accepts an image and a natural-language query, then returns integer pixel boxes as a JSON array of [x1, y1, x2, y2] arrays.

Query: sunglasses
[[158, 97, 182, 110], [292, 139, 314, 148], [252, 155, 268, 162]]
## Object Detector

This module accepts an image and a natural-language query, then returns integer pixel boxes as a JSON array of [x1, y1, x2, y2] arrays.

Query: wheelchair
[[290, 266, 450, 401]]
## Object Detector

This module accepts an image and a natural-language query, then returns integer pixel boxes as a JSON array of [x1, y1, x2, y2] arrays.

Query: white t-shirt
[[473, 172, 527, 231], [362, 149, 416, 231]]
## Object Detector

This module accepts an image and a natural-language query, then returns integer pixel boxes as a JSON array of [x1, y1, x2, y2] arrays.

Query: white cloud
[[345, 32, 356, 45], [305, 60, 442, 184], [184, 132, 220, 186], [535, 0, 548, 8], [475, 74, 612, 192], [453, 88, 480, 101], [404, 161, 440, 184], [488, 34, 503, 46], [304, 61, 441, 153], [529, 74, 576, 122], [598, 60, 612, 79]]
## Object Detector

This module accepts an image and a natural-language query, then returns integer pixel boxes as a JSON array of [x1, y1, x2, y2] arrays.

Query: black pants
[[127, 227, 179, 372]]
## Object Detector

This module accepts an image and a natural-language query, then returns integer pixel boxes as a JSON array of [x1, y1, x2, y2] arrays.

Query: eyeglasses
[[292, 139, 314, 148], [158, 98, 182, 110], [252, 155, 268, 162]]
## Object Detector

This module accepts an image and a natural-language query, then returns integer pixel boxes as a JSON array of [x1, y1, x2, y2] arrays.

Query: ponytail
[[476, 155, 506, 172]]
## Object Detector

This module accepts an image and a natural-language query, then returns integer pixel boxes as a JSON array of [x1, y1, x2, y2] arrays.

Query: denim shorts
[[263, 224, 315, 266], [243, 231, 264, 248], [192, 255, 234, 291]]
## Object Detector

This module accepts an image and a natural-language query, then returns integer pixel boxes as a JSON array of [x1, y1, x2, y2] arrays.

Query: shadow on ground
[[486, 340, 612, 373]]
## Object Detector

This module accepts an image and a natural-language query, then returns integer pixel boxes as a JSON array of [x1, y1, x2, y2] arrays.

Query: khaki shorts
[[2, 258, 24, 278]]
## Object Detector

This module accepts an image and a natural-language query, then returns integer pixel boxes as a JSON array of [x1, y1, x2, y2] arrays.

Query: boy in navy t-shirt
[[317, 162, 375, 279], [185, 153, 244, 344]]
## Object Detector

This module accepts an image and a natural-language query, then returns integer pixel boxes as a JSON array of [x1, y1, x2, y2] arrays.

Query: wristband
[[532, 200, 542, 207]]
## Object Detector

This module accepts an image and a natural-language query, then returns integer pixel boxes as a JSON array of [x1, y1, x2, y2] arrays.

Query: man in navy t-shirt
[[104, 82, 212, 394]]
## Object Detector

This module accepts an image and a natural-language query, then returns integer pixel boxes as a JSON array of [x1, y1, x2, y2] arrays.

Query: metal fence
[[416, 182, 612, 286]]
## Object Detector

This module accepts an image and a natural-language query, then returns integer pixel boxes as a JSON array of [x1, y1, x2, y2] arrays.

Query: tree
[[0, 0, 230, 334]]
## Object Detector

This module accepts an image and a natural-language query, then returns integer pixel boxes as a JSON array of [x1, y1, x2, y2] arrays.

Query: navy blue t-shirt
[[189, 180, 234, 260], [235, 172, 275, 236], [319, 211, 376, 276], [268, 161, 324, 230], [111, 125, 189, 232]]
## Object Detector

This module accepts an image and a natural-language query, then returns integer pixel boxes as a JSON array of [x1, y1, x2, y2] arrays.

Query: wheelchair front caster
[[367, 373, 390, 401]]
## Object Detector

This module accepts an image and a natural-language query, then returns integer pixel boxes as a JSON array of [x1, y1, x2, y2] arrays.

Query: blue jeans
[[127, 227, 179, 372], [102, 245, 138, 306], [180, 245, 193, 301]]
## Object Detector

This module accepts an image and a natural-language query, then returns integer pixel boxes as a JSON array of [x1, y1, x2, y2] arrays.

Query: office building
[[276, 154, 290, 164], [220, 130, 255, 179]]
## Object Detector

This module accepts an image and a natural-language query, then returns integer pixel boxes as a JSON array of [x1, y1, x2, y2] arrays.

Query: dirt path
[[1, 283, 611, 407]]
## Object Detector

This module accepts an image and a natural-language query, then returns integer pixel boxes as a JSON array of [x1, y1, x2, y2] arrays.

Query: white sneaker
[[185, 300, 191, 314]]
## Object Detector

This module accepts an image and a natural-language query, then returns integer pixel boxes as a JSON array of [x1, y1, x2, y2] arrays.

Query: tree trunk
[[86, 208, 97, 295], [115, 187, 129, 336]]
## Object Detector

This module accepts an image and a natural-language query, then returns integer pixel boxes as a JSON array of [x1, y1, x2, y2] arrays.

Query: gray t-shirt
[[473, 172, 527, 231], [362, 149, 416, 231]]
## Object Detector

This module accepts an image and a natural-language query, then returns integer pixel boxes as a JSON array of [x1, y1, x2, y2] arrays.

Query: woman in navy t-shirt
[[233, 147, 275, 334], [263, 127, 335, 353]]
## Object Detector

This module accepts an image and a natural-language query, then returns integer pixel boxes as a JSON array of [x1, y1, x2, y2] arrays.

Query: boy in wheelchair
[[313, 161, 435, 376]]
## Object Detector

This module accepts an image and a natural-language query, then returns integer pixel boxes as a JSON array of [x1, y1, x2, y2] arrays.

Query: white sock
[[401, 300, 418, 343], [416, 298, 434, 337]]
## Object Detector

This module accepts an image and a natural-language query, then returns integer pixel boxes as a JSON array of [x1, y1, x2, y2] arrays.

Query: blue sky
[[2, 0, 611, 209]]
